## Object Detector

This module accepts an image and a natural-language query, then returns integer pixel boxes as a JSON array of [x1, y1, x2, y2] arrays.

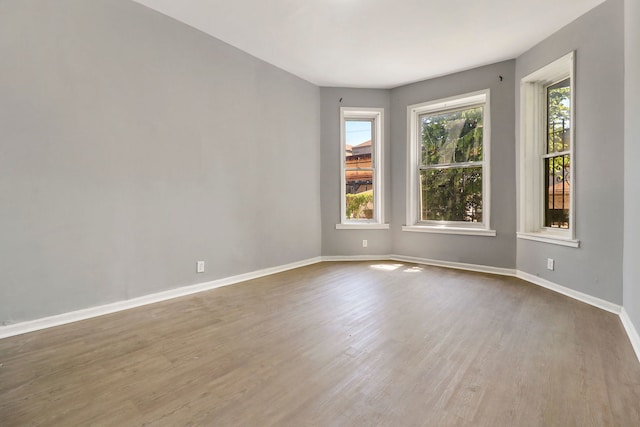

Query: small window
[[518, 52, 578, 247], [337, 108, 387, 229], [404, 90, 495, 236]]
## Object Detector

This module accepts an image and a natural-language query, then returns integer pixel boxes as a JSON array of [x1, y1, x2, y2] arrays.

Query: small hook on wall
[[499, 75, 503, 82]]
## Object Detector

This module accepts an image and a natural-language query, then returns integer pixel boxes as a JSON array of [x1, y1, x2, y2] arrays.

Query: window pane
[[545, 154, 570, 228], [547, 78, 571, 154], [420, 107, 483, 166], [345, 172, 374, 220], [345, 120, 373, 164], [420, 167, 482, 222]]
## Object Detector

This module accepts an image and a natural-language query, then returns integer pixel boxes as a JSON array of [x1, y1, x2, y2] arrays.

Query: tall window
[[404, 90, 494, 236], [337, 108, 386, 229], [519, 52, 578, 247], [545, 78, 571, 228]]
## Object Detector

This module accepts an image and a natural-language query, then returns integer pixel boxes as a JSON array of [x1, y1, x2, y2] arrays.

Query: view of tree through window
[[419, 106, 484, 222], [344, 120, 374, 219], [545, 78, 571, 228]]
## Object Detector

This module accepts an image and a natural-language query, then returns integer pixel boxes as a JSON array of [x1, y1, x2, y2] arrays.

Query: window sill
[[336, 223, 390, 230], [402, 225, 496, 236], [517, 232, 580, 248]]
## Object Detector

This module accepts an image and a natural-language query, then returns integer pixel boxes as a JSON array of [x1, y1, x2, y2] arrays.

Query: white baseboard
[[516, 270, 621, 315], [620, 308, 640, 363], [389, 254, 516, 277], [0, 256, 322, 339], [321, 255, 390, 262]]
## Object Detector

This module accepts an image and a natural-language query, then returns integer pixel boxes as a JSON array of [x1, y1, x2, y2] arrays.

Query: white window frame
[[518, 51, 579, 248], [403, 89, 495, 236], [336, 107, 388, 229]]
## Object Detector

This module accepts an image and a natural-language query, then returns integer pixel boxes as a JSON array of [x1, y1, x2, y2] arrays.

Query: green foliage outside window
[[420, 107, 484, 222], [547, 82, 570, 153], [546, 82, 571, 182], [346, 190, 373, 219]]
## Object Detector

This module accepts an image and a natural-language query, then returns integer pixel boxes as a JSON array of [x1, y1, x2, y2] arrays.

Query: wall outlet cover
[[547, 258, 554, 270]]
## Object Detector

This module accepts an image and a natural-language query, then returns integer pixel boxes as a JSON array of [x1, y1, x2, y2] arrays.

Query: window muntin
[[405, 90, 491, 234], [339, 108, 384, 226]]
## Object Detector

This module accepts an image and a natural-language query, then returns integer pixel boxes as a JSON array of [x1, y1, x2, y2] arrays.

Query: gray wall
[[389, 61, 517, 268], [0, 0, 321, 324], [320, 88, 392, 256], [515, 0, 625, 303], [624, 0, 640, 330]]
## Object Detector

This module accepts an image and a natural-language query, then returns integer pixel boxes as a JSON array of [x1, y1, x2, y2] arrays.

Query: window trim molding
[[335, 223, 390, 230], [518, 51, 578, 247], [516, 232, 579, 248], [338, 107, 386, 227], [405, 89, 493, 236], [402, 225, 496, 236]]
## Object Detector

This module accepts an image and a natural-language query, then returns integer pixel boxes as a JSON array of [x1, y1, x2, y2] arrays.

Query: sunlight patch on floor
[[370, 264, 404, 271]]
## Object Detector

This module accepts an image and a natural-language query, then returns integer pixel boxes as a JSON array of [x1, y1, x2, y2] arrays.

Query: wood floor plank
[[1, 261, 639, 426]]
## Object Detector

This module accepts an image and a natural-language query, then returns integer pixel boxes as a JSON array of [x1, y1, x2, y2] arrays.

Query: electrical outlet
[[196, 261, 205, 273], [547, 258, 554, 271], [362, 240, 368, 248]]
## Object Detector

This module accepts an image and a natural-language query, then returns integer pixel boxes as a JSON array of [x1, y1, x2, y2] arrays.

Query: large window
[[337, 108, 387, 229], [404, 90, 494, 236], [518, 52, 578, 247]]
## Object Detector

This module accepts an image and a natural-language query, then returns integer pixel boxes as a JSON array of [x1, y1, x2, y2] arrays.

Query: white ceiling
[[132, 0, 606, 89]]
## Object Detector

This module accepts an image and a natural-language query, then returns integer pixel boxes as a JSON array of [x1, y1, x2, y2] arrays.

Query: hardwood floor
[[1, 261, 639, 426]]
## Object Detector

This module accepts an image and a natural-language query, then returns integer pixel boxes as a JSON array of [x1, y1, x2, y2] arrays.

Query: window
[[404, 90, 495, 236], [518, 52, 578, 247], [337, 108, 387, 229], [544, 78, 571, 229]]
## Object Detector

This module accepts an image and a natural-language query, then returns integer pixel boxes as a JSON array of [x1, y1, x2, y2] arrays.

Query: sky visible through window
[[345, 121, 371, 146]]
